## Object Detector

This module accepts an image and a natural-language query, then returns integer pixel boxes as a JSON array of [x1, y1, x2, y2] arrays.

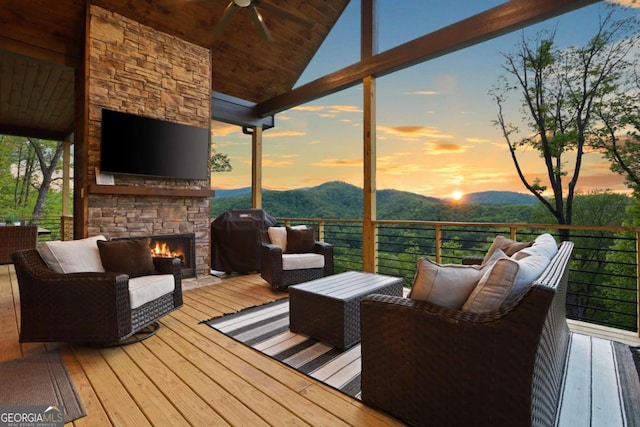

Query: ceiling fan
[[211, 0, 307, 43]]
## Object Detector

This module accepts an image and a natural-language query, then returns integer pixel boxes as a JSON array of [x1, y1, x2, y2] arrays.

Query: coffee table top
[[288, 270, 403, 301]]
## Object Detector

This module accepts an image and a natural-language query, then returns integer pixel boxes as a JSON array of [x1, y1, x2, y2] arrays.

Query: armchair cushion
[[128, 274, 175, 309], [282, 253, 325, 270], [36, 235, 106, 273], [285, 226, 316, 253], [98, 237, 156, 278]]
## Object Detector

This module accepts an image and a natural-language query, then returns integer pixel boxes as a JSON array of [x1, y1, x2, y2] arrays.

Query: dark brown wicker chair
[[360, 241, 574, 427], [260, 230, 334, 290], [11, 249, 183, 345], [0, 225, 38, 265]]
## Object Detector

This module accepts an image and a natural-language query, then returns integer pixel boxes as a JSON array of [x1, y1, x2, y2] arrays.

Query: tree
[[211, 149, 232, 173], [490, 7, 639, 240], [594, 67, 640, 196], [0, 135, 65, 221]]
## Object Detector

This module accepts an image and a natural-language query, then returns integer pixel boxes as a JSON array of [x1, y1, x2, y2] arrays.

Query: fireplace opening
[[117, 233, 196, 278], [148, 233, 196, 278]]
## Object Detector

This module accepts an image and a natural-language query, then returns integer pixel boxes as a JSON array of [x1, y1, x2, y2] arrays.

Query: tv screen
[[100, 109, 210, 180]]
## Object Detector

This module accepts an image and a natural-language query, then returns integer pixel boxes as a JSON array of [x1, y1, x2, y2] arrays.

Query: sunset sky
[[211, 0, 640, 199]]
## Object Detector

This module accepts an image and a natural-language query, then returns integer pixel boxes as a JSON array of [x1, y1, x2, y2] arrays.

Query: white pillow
[[36, 235, 107, 273], [513, 233, 558, 260], [409, 249, 507, 309]]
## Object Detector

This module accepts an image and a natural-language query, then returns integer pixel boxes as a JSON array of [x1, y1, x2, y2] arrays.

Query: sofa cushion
[[462, 257, 520, 313], [512, 233, 558, 260], [483, 235, 533, 264], [36, 235, 107, 273], [128, 274, 175, 309], [97, 238, 157, 278], [286, 226, 316, 253], [409, 249, 507, 309], [282, 253, 325, 270]]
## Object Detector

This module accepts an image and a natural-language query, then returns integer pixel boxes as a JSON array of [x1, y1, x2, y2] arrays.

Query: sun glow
[[451, 190, 465, 201]]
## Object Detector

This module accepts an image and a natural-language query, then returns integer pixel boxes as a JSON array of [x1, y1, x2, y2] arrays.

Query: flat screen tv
[[100, 108, 210, 180]]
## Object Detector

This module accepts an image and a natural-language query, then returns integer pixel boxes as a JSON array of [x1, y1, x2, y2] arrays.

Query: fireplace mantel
[[88, 183, 214, 198]]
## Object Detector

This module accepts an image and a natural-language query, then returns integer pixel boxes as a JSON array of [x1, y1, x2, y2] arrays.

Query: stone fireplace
[[84, 6, 213, 277]]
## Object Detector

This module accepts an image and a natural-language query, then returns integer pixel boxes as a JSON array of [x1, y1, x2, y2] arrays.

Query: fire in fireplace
[[148, 233, 196, 278]]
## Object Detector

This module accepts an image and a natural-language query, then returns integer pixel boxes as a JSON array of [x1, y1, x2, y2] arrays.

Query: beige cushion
[[483, 235, 532, 264], [409, 249, 507, 309], [282, 253, 325, 270], [512, 233, 558, 260], [462, 257, 520, 313], [267, 227, 288, 251], [128, 274, 175, 309], [36, 235, 107, 273]]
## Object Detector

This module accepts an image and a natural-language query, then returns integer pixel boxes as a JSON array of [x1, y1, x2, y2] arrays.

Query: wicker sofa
[[11, 236, 183, 345], [360, 240, 574, 427]]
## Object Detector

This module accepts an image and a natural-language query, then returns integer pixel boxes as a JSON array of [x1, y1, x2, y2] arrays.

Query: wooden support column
[[61, 138, 73, 240], [362, 0, 378, 273], [251, 126, 263, 208]]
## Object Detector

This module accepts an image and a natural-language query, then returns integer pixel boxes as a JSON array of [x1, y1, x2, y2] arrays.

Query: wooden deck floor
[[0, 265, 404, 426], [2, 264, 638, 426]]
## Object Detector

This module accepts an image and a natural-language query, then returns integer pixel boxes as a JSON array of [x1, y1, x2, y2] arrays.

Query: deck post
[[251, 126, 263, 208], [362, 0, 378, 273]]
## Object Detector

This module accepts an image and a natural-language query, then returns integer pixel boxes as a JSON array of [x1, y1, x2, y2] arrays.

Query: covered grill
[[210, 209, 278, 274]]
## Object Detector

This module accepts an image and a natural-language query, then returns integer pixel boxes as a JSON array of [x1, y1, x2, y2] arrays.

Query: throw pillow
[[286, 226, 316, 253], [462, 257, 520, 313], [267, 227, 288, 251], [36, 235, 107, 273], [483, 235, 533, 264], [506, 254, 550, 303], [97, 238, 157, 278], [409, 249, 508, 309], [512, 233, 558, 261]]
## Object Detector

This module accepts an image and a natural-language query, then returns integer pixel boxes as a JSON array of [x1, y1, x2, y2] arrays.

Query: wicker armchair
[[260, 230, 334, 290], [360, 241, 574, 427], [0, 225, 38, 265], [11, 249, 183, 345]]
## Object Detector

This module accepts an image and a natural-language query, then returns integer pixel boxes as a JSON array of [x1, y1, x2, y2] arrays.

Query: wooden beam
[[255, 0, 599, 117], [211, 92, 274, 129], [0, 35, 79, 68], [0, 122, 70, 141]]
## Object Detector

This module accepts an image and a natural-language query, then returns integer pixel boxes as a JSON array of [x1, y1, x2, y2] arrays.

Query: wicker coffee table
[[288, 271, 404, 349]]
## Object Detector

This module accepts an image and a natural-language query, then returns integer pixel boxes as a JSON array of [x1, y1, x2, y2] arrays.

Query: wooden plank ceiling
[[0, 0, 349, 140]]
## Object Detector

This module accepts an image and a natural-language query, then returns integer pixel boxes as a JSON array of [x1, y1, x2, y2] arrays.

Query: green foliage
[[211, 149, 232, 173]]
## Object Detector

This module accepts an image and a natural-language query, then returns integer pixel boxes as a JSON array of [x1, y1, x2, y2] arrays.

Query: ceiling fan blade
[[212, 2, 240, 37], [249, 5, 273, 42]]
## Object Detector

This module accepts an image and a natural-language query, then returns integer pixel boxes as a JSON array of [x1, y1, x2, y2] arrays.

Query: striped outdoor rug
[[205, 299, 362, 399]]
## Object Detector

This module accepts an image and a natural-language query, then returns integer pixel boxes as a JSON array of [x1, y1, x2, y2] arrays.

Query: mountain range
[[211, 181, 539, 221]]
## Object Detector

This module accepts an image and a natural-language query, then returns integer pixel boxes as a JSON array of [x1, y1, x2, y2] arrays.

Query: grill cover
[[211, 209, 278, 273]]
